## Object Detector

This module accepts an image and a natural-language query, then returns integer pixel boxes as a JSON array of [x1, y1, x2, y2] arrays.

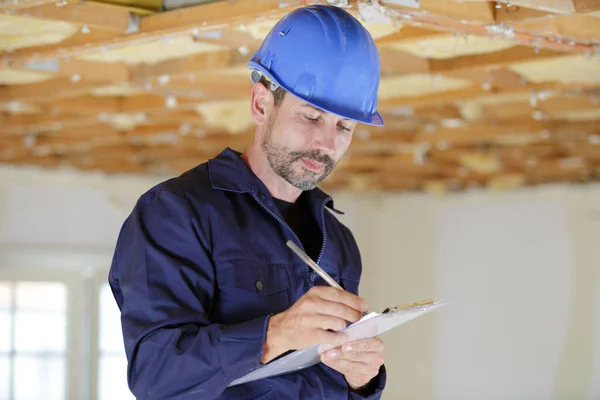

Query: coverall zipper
[[252, 193, 329, 400], [252, 193, 327, 289]]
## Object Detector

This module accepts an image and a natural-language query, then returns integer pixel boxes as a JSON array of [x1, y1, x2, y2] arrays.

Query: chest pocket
[[215, 259, 291, 324], [315, 260, 361, 296]]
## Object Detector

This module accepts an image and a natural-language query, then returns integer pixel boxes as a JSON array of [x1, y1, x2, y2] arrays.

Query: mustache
[[290, 150, 334, 168]]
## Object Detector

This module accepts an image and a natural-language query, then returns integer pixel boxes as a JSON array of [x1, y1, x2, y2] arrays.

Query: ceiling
[[0, 0, 599, 194]]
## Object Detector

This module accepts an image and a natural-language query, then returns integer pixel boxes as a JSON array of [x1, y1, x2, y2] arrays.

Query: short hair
[[259, 75, 286, 107]]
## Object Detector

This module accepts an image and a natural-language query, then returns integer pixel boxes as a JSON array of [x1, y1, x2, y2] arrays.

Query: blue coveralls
[[108, 147, 387, 399]]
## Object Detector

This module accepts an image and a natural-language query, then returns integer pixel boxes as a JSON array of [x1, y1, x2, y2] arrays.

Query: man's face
[[260, 92, 356, 191]]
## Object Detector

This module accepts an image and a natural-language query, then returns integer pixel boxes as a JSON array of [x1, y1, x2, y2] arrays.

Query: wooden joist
[[1, 0, 599, 193]]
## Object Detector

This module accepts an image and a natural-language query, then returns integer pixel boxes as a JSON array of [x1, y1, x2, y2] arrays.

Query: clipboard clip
[[382, 300, 434, 314]]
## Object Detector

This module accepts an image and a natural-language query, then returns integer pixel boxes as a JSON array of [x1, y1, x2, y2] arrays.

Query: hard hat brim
[[248, 64, 384, 127]]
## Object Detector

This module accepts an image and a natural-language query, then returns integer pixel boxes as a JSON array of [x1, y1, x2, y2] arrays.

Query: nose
[[312, 124, 336, 155]]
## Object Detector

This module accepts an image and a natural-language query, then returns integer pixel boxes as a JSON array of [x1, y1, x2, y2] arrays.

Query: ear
[[250, 82, 273, 126]]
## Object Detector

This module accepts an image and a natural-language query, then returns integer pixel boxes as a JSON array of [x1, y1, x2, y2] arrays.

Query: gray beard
[[260, 114, 335, 191]]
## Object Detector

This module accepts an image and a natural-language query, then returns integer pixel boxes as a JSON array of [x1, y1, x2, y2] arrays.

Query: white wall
[[335, 184, 600, 400], [0, 165, 164, 250], [0, 164, 599, 400]]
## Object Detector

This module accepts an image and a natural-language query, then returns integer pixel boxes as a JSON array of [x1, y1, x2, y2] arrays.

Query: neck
[[242, 139, 303, 203]]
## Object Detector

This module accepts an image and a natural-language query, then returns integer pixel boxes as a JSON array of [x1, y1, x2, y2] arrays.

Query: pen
[[286, 240, 342, 289], [286, 240, 369, 315]]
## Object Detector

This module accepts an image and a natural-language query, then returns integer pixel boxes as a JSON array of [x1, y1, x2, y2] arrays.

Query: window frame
[[0, 266, 86, 400], [91, 267, 132, 400], [0, 245, 113, 400]]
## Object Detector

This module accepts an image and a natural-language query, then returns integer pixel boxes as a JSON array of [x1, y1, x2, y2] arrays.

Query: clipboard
[[227, 300, 446, 387]]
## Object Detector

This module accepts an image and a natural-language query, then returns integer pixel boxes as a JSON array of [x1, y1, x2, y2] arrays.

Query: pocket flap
[[217, 259, 290, 296]]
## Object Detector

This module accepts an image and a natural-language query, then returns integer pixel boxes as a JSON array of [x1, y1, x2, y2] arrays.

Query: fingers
[[310, 286, 369, 314], [326, 346, 383, 365], [301, 288, 364, 324], [341, 338, 384, 354], [315, 298, 363, 324], [316, 330, 350, 347], [320, 352, 382, 378], [307, 313, 348, 332], [346, 374, 375, 390], [319, 337, 385, 382]]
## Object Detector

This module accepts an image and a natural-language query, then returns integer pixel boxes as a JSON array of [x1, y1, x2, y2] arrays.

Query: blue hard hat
[[248, 4, 384, 126]]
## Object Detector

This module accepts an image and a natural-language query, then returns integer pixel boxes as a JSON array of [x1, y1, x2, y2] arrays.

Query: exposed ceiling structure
[[0, 0, 599, 194]]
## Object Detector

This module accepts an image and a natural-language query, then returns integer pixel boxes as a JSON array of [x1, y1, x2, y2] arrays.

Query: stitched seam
[[309, 370, 326, 400]]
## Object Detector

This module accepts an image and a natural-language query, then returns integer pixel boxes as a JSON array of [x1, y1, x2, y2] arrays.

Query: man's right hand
[[261, 286, 368, 363]]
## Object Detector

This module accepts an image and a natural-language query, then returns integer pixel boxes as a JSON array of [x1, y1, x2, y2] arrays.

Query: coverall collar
[[207, 147, 344, 214]]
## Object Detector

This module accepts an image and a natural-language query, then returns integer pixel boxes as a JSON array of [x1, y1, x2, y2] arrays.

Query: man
[[108, 4, 386, 399]]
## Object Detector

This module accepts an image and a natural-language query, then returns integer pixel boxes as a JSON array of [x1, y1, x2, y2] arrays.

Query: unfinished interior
[[1, 0, 599, 194]]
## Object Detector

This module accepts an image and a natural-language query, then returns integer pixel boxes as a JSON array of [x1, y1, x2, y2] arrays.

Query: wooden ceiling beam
[[4, 154, 67, 169], [383, 0, 497, 23], [0, 94, 243, 135], [3, 0, 299, 63], [0, 112, 101, 134], [0, 77, 111, 103], [0, 58, 132, 102], [2, 1, 593, 107], [149, 110, 206, 126], [34, 130, 126, 149], [564, 142, 600, 158], [0, 28, 123, 60], [0, 96, 208, 134], [0, 0, 58, 10], [380, 85, 484, 111], [412, 104, 465, 120], [493, 3, 559, 22], [5, 82, 596, 138], [0, 135, 31, 161], [48, 96, 122, 114], [506, 13, 600, 42], [375, 25, 448, 45], [491, 0, 600, 13], [429, 45, 568, 73], [3, 58, 131, 86], [329, 146, 598, 192], [130, 49, 244, 83], [442, 67, 527, 89], [117, 93, 201, 112], [384, 1, 595, 53], [116, 121, 249, 139], [3, 42, 569, 106], [147, 75, 252, 99], [9, 125, 252, 160], [10, 0, 135, 32], [356, 118, 599, 146], [476, 96, 600, 120], [190, 28, 263, 54], [574, 0, 600, 12], [379, 81, 600, 110], [379, 48, 432, 75], [407, 119, 600, 145], [486, 0, 568, 13]]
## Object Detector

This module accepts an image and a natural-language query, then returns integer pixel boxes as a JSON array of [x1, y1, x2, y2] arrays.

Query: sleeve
[[108, 186, 270, 400], [347, 366, 387, 400], [316, 221, 388, 400]]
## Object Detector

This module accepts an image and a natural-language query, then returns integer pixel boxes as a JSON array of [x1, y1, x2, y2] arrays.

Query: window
[[97, 283, 134, 400], [0, 281, 67, 400]]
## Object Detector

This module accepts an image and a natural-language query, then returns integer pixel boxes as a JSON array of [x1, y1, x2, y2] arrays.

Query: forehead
[[299, 102, 324, 113]]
